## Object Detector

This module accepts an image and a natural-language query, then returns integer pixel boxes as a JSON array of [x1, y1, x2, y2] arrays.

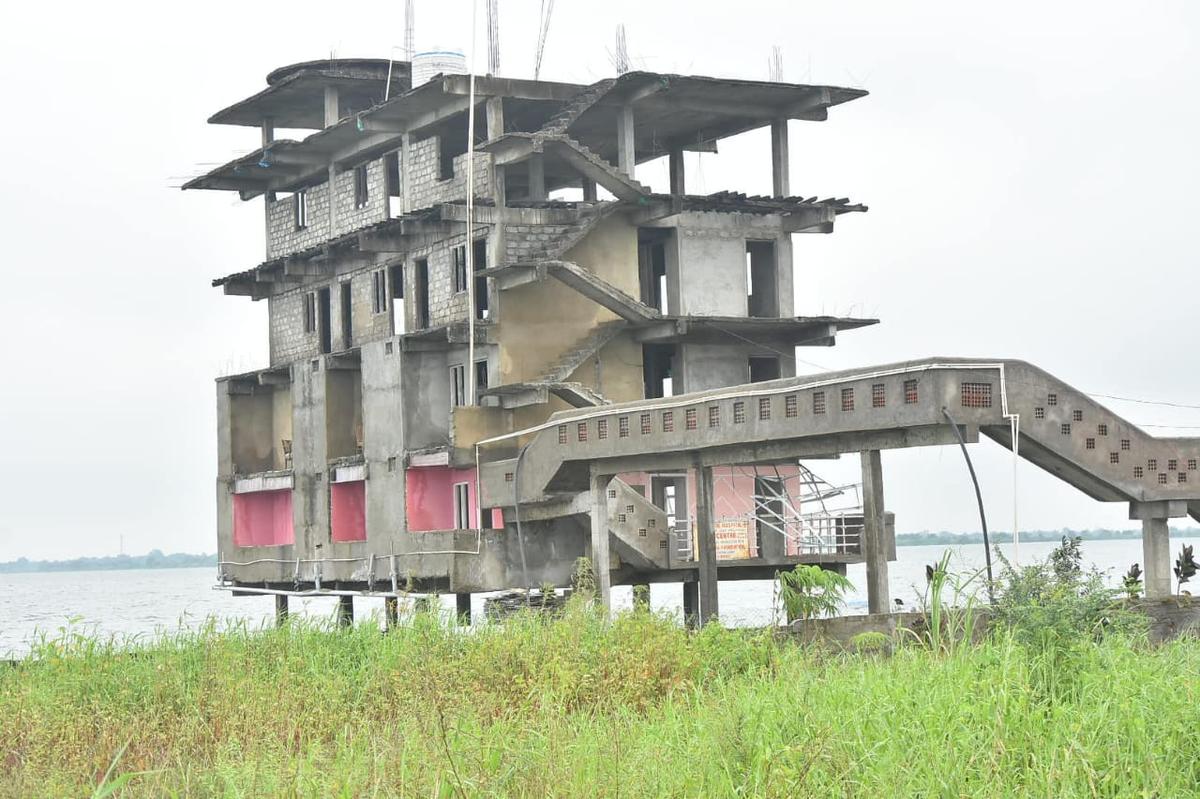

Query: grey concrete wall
[[669, 212, 794, 318]]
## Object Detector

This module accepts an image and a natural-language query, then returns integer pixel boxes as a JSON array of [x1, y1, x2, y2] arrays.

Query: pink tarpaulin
[[331, 480, 367, 542], [232, 489, 294, 547]]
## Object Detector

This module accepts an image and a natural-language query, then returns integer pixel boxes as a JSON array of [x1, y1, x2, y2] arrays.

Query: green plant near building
[[776, 564, 853, 622]]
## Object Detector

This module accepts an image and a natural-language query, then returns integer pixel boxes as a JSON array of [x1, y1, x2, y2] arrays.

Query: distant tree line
[[895, 528, 1195, 547], [0, 550, 216, 573]]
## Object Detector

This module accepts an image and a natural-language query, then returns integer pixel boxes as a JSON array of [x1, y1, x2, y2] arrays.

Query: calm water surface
[[3, 536, 1197, 657]]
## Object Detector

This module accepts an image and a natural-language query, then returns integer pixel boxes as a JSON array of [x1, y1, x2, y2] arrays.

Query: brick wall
[[265, 158, 389, 260], [407, 136, 493, 210], [503, 222, 574, 265], [269, 291, 321, 364]]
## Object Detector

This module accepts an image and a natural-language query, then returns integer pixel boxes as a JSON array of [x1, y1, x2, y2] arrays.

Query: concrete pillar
[[590, 470, 613, 612], [336, 595, 354, 628], [456, 592, 472, 625], [682, 581, 699, 629], [528, 154, 547, 201], [581, 178, 597, 202], [486, 96, 505, 140], [324, 86, 340, 128], [1131, 500, 1187, 598], [770, 118, 790, 198], [384, 596, 399, 630], [274, 594, 289, 627], [668, 148, 685, 195], [1142, 518, 1171, 598], [617, 104, 636, 177], [400, 133, 412, 214], [694, 463, 719, 625], [493, 164, 507, 207], [860, 450, 889, 614], [261, 119, 276, 260]]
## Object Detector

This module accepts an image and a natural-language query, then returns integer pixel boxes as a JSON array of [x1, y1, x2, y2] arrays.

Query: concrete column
[[668, 148, 685, 195], [581, 178, 597, 202], [682, 581, 699, 629], [486, 96, 505, 140], [400, 133, 412, 214], [336, 595, 354, 628], [770, 118, 790, 198], [384, 596, 399, 630], [860, 450, 889, 614], [694, 463, 719, 625], [261, 118, 276, 260], [274, 594, 289, 627], [528, 154, 547, 201], [493, 164, 507, 207], [617, 104, 636, 177], [1131, 500, 1187, 598], [456, 592, 472, 625], [590, 470, 613, 612], [1142, 517, 1171, 598], [324, 86, 340, 128]]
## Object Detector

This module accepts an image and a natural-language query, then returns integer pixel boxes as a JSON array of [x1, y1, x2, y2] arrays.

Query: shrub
[[776, 565, 852, 622], [992, 537, 1145, 701]]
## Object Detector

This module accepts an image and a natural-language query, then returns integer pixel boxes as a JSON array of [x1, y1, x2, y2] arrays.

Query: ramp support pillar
[[694, 462, 719, 625], [1131, 500, 1188, 598], [590, 469, 613, 613], [861, 449, 890, 614]]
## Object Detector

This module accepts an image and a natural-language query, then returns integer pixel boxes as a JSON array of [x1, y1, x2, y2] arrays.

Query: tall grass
[[2, 600, 1200, 797]]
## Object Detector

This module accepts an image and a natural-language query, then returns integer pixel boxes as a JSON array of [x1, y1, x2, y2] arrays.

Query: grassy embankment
[[3, 596, 1200, 798]]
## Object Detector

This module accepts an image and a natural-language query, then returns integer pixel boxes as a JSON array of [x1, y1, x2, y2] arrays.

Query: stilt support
[[694, 462, 719, 625], [682, 581, 699, 629], [456, 593, 472, 626], [861, 449, 890, 614], [590, 469, 613, 613], [274, 594, 289, 627], [336, 595, 354, 628]]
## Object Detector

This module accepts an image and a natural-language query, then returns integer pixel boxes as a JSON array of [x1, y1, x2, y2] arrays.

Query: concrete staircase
[[539, 79, 618, 136], [540, 136, 650, 202], [605, 477, 672, 570], [543, 261, 660, 323], [482, 322, 624, 409]]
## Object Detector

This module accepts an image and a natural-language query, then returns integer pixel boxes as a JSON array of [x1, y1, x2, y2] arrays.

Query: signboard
[[715, 518, 752, 560]]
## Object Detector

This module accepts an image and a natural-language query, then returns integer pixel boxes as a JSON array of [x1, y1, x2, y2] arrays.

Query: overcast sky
[[0, 1, 1196, 560]]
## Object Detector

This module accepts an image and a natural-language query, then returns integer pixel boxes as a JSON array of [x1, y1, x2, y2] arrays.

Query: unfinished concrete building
[[189, 58, 1200, 623]]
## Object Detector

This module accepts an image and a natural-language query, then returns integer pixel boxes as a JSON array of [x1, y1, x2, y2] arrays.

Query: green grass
[[3, 603, 1200, 797]]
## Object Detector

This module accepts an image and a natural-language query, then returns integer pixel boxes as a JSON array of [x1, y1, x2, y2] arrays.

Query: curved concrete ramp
[[481, 358, 1199, 509]]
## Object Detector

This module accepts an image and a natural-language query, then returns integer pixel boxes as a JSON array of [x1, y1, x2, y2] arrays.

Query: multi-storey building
[[191, 58, 1200, 622], [187, 56, 891, 621]]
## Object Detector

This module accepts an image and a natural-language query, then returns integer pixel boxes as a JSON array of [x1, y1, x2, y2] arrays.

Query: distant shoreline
[[0, 551, 215, 574], [895, 528, 1196, 547], [5, 528, 1199, 573]]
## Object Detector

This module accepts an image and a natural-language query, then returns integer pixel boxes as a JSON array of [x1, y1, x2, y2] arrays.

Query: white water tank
[[412, 48, 467, 86]]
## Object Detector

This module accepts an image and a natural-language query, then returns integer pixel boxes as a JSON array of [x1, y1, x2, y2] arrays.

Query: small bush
[[776, 565, 852, 622]]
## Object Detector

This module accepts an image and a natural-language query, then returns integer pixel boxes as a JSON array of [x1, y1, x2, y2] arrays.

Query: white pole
[[466, 0, 478, 410], [1011, 414, 1020, 565]]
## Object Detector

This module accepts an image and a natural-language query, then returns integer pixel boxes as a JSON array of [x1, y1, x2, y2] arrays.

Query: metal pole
[[942, 408, 995, 600]]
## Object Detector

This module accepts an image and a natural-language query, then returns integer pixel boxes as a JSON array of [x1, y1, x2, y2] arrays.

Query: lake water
[[3, 536, 1198, 658]]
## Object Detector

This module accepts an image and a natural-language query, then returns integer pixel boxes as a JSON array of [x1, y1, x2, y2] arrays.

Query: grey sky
[[1, 1, 1196, 560]]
